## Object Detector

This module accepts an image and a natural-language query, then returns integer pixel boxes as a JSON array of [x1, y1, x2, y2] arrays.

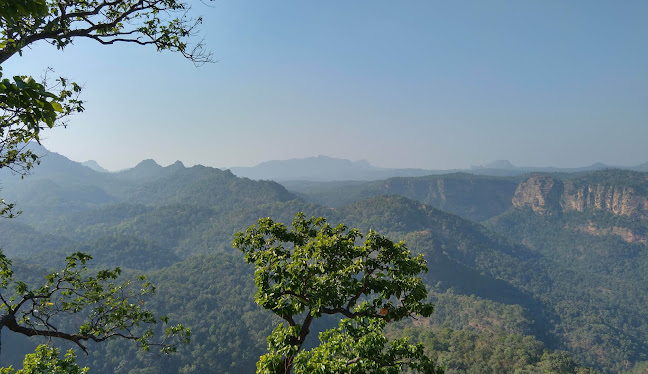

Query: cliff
[[512, 170, 648, 220], [380, 173, 518, 221]]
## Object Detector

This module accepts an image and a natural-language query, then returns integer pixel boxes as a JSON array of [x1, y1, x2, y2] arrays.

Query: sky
[[3, 1, 648, 171]]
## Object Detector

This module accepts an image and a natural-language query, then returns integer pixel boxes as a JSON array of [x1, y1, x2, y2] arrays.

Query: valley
[[1, 147, 647, 373]]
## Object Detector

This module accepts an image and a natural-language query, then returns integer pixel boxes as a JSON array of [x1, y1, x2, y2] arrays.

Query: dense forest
[[2, 146, 648, 373]]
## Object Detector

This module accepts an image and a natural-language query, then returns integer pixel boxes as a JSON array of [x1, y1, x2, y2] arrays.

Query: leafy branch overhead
[[0, 251, 190, 356], [0, 0, 212, 65], [0, 72, 83, 183], [233, 213, 441, 374]]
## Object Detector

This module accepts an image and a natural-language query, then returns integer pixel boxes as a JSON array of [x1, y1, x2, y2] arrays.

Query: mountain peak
[[484, 160, 516, 169], [82, 160, 110, 173], [168, 160, 185, 169], [231, 155, 379, 181], [134, 159, 162, 169]]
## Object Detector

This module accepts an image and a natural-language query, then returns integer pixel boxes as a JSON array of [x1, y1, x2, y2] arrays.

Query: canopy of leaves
[[234, 213, 438, 373], [0, 0, 210, 65], [0, 344, 88, 374], [0, 251, 190, 356]]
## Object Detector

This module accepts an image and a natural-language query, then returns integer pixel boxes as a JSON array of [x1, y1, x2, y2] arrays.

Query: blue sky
[[4, 1, 648, 170]]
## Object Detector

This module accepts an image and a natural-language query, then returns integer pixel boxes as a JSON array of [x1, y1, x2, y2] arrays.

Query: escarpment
[[512, 171, 648, 219], [512, 175, 564, 214], [381, 174, 518, 221]]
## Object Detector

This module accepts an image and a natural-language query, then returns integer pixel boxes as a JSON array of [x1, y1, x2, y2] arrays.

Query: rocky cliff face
[[576, 222, 647, 244], [381, 174, 518, 221], [512, 172, 648, 220], [561, 182, 648, 218], [512, 175, 563, 214]]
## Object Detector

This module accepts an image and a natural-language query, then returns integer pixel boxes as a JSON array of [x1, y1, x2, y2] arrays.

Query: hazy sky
[[4, 1, 648, 171]]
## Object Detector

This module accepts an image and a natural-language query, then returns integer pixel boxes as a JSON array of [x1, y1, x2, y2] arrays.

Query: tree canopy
[[0, 251, 190, 360], [0, 344, 87, 374], [233, 213, 442, 374]]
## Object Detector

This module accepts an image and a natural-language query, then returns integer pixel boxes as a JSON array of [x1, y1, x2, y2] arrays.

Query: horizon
[[39, 144, 647, 173], [4, 1, 647, 171]]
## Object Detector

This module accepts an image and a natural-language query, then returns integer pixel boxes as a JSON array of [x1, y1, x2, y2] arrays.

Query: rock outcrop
[[512, 175, 564, 214], [512, 172, 648, 220]]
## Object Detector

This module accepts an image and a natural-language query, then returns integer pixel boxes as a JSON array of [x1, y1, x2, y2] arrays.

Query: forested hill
[[0, 145, 297, 222], [286, 170, 648, 223], [3, 148, 648, 372], [283, 173, 519, 221]]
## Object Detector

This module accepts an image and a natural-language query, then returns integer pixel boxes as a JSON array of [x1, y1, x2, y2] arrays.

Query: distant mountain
[[0, 143, 106, 184], [470, 159, 613, 176], [81, 160, 110, 173], [231, 155, 645, 182], [633, 161, 648, 172], [230, 155, 451, 181], [125, 165, 297, 209], [483, 160, 516, 169], [114, 158, 165, 180]]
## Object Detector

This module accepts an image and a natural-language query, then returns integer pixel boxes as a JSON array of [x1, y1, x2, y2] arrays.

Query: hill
[[81, 160, 110, 173], [283, 173, 519, 221], [5, 149, 647, 372], [230, 155, 444, 181]]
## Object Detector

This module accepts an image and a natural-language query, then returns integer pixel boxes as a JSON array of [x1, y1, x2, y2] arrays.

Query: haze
[[3, 1, 647, 171]]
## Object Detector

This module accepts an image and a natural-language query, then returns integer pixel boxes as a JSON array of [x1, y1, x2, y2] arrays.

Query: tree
[[0, 0, 210, 65], [1, 0, 204, 360], [0, 0, 211, 216], [0, 0, 204, 369], [0, 344, 87, 374], [233, 213, 443, 374], [0, 251, 190, 361]]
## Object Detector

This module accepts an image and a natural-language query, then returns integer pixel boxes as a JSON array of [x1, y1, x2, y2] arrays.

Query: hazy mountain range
[[2, 144, 648, 372], [76, 153, 648, 182], [228, 155, 648, 181]]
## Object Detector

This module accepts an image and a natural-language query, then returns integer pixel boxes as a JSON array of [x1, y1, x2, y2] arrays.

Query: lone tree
[[233, 213, 443, 374]]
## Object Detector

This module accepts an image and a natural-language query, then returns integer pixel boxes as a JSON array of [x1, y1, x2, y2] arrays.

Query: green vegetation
[[486, 207, 648, 372], [4, 151, 646, 372], [233, 213, 441, 373], [1, 0, 211, 368], [0, 251, 190, 359], [0, 345, 87, 374]]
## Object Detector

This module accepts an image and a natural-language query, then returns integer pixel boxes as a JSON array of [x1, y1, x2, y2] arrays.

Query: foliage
[[3, 154, 648, 372], [390, 325, 598, 374], [0, 0, 210, 217], [0, 251, 190, 358], [486, 206, 648, 372], [82, 252, 276, 374], [0, 344, 88, 374], [0, 0, 211, 65], [233, 213, 440, 374], [294, 317, 440, 374]]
